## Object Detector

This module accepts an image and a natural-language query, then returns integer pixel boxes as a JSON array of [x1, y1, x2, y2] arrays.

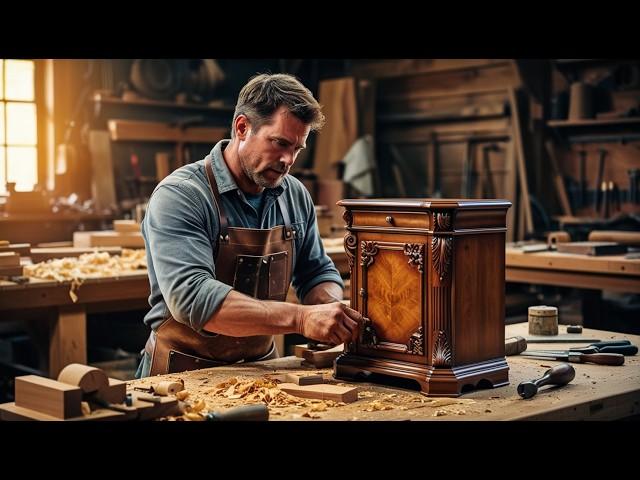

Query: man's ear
[[234, 115, 251, 140]]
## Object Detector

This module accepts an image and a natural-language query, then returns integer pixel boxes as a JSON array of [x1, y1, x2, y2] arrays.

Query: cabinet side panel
[[453, 232, 505, 365]]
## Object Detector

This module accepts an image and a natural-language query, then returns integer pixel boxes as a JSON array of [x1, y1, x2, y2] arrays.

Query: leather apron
[[147, 155, 295, 375]]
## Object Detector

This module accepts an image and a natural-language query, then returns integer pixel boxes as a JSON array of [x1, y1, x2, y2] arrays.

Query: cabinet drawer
[[352, 211, 430, 229]]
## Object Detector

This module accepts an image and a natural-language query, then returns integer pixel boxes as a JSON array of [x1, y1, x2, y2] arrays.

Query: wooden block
[[0, 240, 9, 247], [73, 231, 145, 248], [113, 220, 141, 233], [294, 343, 336, 358], [30, 247, 122, 263], [265, 373, 325, 385], [90, 232, 145, 248], [94, 377, 127, 404], [302, 344, 344, 368], [556, 241, 627, 256], [58, 364, 109, 394], [0, 243, 31, 256], [73, 231, 99, 248], [294, 344, 309, 358], [279, 383, 359, 403], [0, 252, 20, 267], [14, 375, 83, 419], [285, 373, 325, 386]]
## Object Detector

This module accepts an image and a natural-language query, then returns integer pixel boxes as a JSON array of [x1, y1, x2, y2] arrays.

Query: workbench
[[0, 272, 150, 377], [506, 246, 640, 293], [506, 246, 640, 329], [0, 243, 348, 379], [128, 323, 640, 420]]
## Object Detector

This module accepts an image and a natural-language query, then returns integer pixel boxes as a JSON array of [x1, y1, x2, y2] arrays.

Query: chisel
[[520, 351, 624, 365], [205, 403, 269, 421]]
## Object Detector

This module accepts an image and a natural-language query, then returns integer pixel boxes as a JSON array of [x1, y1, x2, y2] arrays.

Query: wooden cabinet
[[335, 198, 512, 396]]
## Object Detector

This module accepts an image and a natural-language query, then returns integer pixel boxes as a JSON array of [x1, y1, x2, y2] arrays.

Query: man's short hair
[[231, 73, 325, 138]]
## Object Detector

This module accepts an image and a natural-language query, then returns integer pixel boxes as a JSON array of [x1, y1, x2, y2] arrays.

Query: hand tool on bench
[[517, 363, 575, 399], [205, 404, 269, 421], [527, 340, 637, 356], [505, 336, 527, 356], [520, 350, 625, 365]]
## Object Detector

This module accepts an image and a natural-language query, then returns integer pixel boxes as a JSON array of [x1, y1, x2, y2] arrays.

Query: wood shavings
[[23, 249, 147, 302], [184, 412, 205, 421], [175, 390, 190, 401], [301, 411, 321, 419], [363, 400, 394, 412]]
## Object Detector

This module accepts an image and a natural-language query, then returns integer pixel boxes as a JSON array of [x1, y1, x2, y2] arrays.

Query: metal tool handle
[[590, 340, 631, 348], [206, 404, 269, 421], [597, 345, 638, 356], [569, 352, 625, 366]]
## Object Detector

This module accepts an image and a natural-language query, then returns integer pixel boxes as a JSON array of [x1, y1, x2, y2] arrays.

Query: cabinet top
[[337, 198, 512, 210]]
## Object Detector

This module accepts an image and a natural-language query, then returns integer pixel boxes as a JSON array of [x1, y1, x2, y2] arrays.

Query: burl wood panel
[[367, 247, 422, 344]]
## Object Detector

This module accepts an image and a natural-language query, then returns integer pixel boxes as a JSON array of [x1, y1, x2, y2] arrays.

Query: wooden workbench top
[[128, 323, 640, 421]]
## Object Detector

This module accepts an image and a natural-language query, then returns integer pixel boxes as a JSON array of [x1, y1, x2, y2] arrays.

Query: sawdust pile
[[163, 376, 348, 421], [23, 249, 147, 302]]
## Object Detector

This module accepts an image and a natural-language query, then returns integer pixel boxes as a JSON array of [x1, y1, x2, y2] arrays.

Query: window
[[1, 59, 38, 193]]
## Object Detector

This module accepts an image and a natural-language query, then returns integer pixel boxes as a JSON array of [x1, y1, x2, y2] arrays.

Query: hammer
[[505, 336, 527, 356], [517, 363, 576, 399]]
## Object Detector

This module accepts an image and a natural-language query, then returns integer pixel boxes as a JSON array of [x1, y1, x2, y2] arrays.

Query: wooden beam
[[108, 119, 228, 143]]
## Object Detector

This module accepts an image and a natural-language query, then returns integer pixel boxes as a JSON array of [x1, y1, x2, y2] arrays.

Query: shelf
[[93, 92, 235, 113], [547, 117, 640, 128]]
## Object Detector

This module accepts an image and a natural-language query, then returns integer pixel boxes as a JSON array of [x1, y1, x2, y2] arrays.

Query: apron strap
[[204, 155, 230, 242], [277, 194, 295, 240], [205, 153, 295, 241]]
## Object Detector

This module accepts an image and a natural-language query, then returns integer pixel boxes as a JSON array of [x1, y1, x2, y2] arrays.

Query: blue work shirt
[[141, 139, 344, 333]]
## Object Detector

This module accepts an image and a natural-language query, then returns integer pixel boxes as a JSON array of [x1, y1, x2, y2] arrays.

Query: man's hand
[[296, 302, 363, 345]]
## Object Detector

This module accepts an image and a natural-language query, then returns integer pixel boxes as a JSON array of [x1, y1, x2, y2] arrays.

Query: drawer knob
[[385, 216, 394, 225]]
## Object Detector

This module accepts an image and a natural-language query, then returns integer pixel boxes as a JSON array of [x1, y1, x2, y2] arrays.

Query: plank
[[508, 88, 534, 235], [113, 220, 141, 233], [312, 77, 358, 179], [0, 243, 31, 256], [278, 383, 359, 403], [108, 119, 228, 144], [29, 247, 122, 263], [88, 130, 117, 211]]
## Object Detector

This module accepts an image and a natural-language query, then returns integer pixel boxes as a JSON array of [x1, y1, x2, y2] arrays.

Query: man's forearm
[[302, 281, 344, 305], [203, 290, 304, 336]]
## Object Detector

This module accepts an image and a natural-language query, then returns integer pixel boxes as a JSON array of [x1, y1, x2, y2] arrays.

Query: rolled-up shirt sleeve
[[291, 189, 344, 302], [143, 184, 232, 332]]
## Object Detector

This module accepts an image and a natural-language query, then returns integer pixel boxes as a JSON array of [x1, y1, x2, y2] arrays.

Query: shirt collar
[[209, 139, 287, 197]]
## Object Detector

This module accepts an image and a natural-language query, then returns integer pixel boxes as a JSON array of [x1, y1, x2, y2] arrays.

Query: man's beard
[[240, 153, 288, 189]]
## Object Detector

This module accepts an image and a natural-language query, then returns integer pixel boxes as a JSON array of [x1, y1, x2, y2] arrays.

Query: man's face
[[236, 106, 310, 189]]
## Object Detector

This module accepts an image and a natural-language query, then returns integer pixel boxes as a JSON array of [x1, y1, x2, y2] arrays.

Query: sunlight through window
[[1, 59, 37, 193]]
